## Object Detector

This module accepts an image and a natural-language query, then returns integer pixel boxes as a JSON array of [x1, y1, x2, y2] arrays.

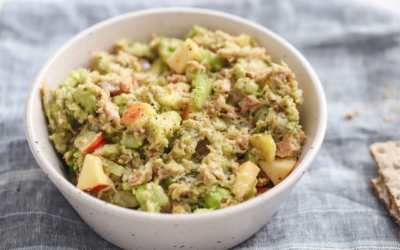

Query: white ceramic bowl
[[25, 8, 327, 250]]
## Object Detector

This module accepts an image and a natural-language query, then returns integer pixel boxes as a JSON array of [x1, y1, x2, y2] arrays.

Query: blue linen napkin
[[1, 0, 400, 249]]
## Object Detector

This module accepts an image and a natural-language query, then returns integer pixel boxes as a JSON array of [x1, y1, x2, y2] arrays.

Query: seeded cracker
[[371, 177, 400, 225], [370, 141, 400, 213]]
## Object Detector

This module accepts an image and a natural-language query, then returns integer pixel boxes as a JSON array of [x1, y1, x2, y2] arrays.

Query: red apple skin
[[83, 132, 106, 153], [256, 186, 269, 194], [82, 184, 109, 192]]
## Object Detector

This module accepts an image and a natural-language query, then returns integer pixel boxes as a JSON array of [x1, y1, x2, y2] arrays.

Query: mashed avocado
[[41, 26, 305, 214]]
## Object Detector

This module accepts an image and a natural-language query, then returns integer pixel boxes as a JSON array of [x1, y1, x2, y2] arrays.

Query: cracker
[[371, 177, 400, 225], [370, 141, 400, 211]]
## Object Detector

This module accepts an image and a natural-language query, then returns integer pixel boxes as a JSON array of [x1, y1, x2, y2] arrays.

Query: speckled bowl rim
[[25, 7, 327, 222]]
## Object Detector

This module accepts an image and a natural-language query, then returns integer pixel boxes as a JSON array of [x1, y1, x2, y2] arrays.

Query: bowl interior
[[26, 8, 325, 207]]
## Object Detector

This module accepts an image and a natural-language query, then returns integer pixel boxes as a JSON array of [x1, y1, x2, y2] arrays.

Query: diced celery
[[111, 174, 120, 182], [122, 182, 132, 191], [117, 191, 139, 208], [233, 64, 246, 79], [253, 106, 269, 125], [135, 148, 146, 160], [153, 185, 169, 206], [244, 80, 259, 95], [104, 131, 121, 144], [158, 38, 183, 63], [186, 171, 199, 178], [124, 42, 153, 58], [220, 141, 234, 156], [134, 186, 148, 210], [244, 152, 258, 165], [163, 176, 173, 189], [191, 74, 209, 87], [191, 79, 212, 110], [221, 160, 232, 174], [64, 151, 74, 166], [122, 131, 143, 149], [65, 150, 81, 174], [198, 49, 225, 71], [99, 144, 119, 161], [146, 58, 165, 76], [204, 187, 231, 209], [186, 64, 208, 82], [184, 25, 208, 39], [135, 183, 169, 213], [103, 158, 125, 177], [134, 185, 146, 194], [60, 68, 89, 88]]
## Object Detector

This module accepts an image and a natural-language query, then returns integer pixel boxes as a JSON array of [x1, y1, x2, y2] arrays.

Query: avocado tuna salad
[[41, 26, 305, 214]]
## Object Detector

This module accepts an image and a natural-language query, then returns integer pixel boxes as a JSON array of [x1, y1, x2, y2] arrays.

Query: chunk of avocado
[[61, 68, 90, 88], [73, 84, 98, 113]]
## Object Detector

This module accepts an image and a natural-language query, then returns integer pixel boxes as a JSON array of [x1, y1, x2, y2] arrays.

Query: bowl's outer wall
[[60, 182, 298, 250], [25, 8, 326, 250]]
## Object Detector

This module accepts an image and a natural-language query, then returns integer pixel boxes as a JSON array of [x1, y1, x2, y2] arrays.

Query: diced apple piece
[[250, 133, 276, 163], [146, 58, 165, 76], [166, 39, 200, 74], [243, 179, 258, 200], [74, 131, 106, 153], [83, 132, 106, 152], [121, 103, 154, 123], [121, 103, 155, 129], [232, 161, 260, 200], [77, 154, 109, 192], [259, 158, 297, 185]]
